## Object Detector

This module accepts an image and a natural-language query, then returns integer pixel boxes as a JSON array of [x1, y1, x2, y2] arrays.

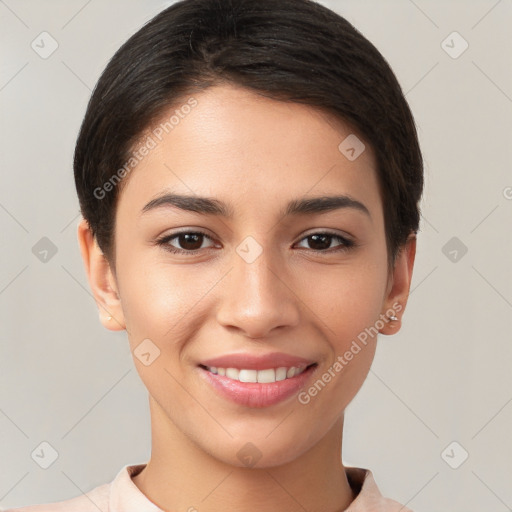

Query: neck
[[132, 397, 355, 512]]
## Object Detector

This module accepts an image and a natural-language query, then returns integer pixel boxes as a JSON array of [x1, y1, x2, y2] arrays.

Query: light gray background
[[1, 0, 511, 510]]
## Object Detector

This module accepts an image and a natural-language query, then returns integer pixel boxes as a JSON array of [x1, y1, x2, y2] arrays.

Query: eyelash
[[155, 230, 356, 255]]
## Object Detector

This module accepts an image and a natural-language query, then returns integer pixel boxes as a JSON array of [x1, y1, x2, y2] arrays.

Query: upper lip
[[200, 352, 316, 370]]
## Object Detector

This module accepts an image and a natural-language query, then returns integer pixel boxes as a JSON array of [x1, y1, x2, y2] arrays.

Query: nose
[[216, 246, 301, 339]]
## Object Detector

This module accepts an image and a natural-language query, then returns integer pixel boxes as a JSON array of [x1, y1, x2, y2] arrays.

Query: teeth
[[206, 365, 308, 383], [239, 369, 257, 382], [226, 368, 239, 380], [276, 367, 288, 381], [257, 369, 275, 383]]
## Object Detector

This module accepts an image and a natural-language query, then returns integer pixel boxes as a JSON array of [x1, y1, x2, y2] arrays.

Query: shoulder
[[3, 464, 151, 512], [2, 482, 110, 512], [346, 466, 414, 512]]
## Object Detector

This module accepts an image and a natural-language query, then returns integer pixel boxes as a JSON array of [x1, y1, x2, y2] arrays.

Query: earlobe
[[77, 218, 126, 331], [379, 234, 417, 336]]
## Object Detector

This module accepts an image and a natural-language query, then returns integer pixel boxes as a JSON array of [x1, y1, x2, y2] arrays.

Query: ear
[[379, 234, 417, 335], [77, 218, 126, 331]]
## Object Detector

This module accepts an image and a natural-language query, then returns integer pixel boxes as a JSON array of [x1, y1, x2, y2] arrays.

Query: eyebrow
[[141, 192, 371, 219]]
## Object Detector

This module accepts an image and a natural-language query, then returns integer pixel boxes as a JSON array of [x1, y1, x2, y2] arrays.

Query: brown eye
[[173, 233, 205, 251], [157, 231, 216, 254], [156, 230, 355, 256], [296, 232, 354, 252]]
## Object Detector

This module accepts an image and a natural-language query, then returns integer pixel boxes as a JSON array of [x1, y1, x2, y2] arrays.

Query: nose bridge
[[238, 246, 279, 298], [216, 239, 300, 338]]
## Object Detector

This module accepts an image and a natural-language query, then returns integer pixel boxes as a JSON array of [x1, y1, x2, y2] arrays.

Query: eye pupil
[[308, 234, 331, 250], [179, 233, 203, 250]]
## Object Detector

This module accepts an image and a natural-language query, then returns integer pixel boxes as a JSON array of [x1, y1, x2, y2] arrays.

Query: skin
[[78, 84, 416, 512]]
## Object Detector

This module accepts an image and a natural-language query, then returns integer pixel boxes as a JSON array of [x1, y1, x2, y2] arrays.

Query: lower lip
[[198, 365, 317, 408]]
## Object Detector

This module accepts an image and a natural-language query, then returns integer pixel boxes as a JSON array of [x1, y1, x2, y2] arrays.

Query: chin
[[201, 430, 318, 469]]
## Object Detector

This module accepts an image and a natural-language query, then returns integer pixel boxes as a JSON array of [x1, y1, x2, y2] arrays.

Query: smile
[[198, 354, 318, 408]]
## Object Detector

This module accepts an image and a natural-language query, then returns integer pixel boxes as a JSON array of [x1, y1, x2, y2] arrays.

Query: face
[[79, 84, 414, 468]]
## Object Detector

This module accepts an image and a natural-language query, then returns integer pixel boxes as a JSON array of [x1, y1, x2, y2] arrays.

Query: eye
[[156, 230, 356, 256], [295, 232, 355, 252], [156, 231, 216, 254]]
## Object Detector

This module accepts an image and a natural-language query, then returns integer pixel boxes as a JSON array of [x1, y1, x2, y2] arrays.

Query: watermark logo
[[32, 237, 58, 263], [31, 441, 59, 469], [338, 134, 366, 161], [134, 338, 161, 366], [441, 441, 469, 469], [441, 31, 469, 59], [31, 31, 58, 59], [442, 236, 468, 263], [236, 442, 262, 468], [236, 236, 263, 264]]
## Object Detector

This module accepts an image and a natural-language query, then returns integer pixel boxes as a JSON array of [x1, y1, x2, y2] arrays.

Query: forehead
[[116, 84, 382, 224]]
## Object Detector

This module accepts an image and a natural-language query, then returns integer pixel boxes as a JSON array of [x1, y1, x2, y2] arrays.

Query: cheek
[[118, 257, 207, 338], [296, 271, 384, 429], [116, 261, 208, 407], [303, 258, 388, 340], [298, 256, 387, 401], [115, 257, 226, 402]]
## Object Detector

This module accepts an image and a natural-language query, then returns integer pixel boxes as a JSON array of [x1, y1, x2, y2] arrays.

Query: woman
[[10, 0, 423, 510]]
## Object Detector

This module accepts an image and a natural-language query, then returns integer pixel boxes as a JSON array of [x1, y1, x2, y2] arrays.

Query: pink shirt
[[6, 464, 413, 511]]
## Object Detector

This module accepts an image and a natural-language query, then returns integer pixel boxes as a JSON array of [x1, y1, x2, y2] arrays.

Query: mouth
[[197, 356, 318, 408]]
